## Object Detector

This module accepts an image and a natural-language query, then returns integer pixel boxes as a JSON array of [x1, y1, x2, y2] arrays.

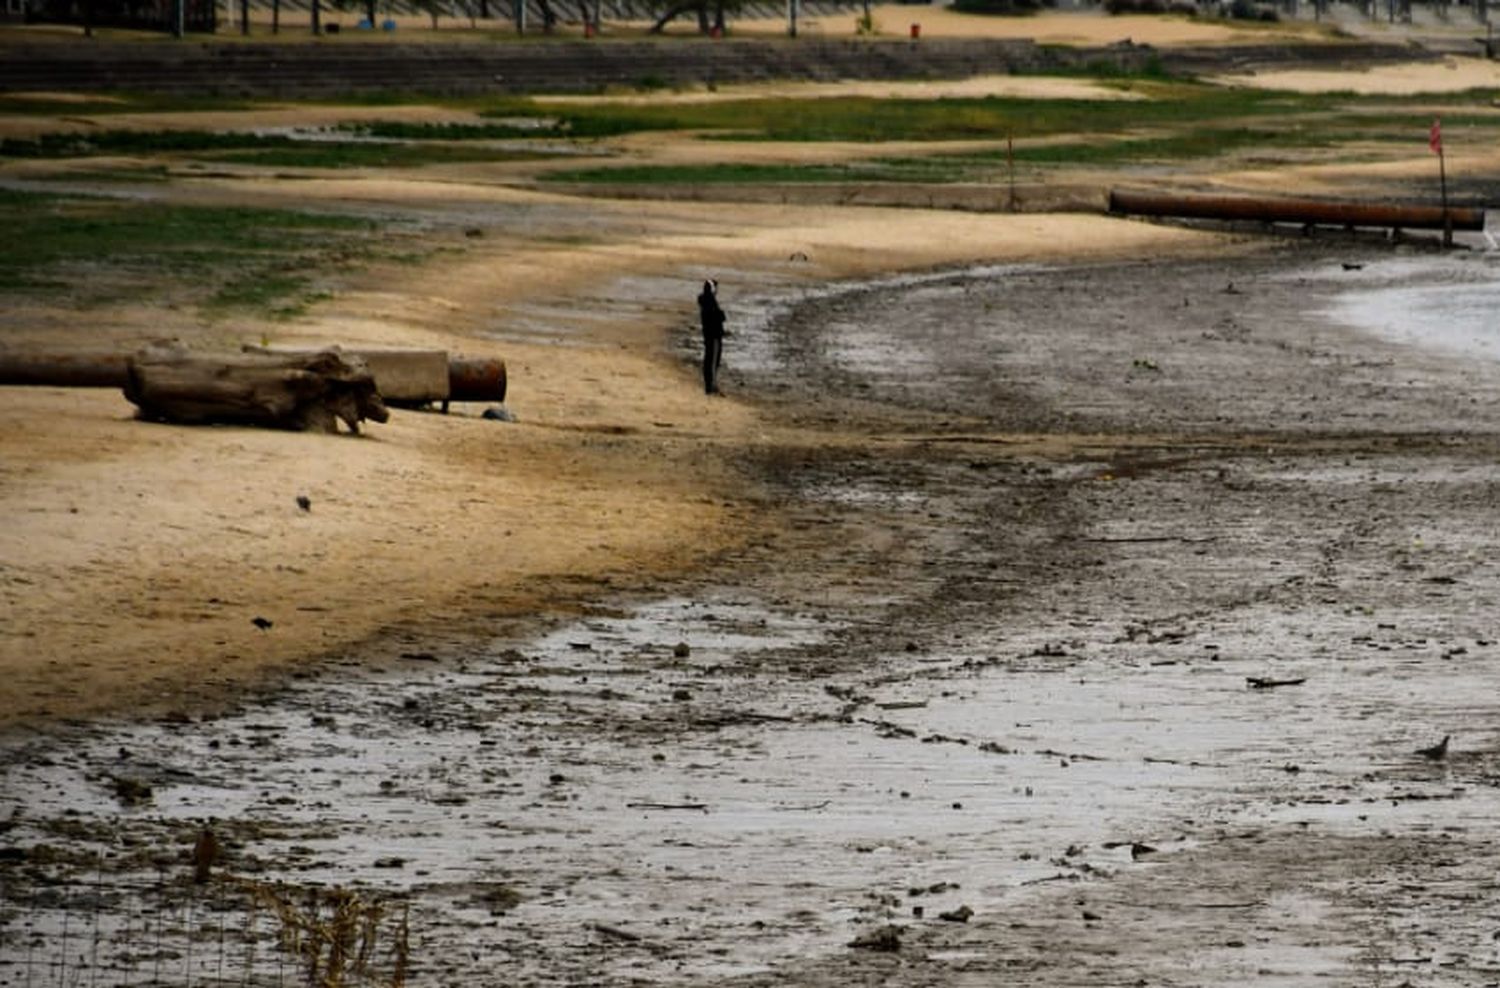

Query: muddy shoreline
[[5, 238, 1500, 985]]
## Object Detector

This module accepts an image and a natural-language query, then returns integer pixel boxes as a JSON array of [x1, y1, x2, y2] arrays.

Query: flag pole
[[1439, 143, 1451, 248], [1432, 116, 1451, 248]]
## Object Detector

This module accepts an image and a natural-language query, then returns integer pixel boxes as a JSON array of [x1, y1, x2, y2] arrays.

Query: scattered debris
[[1246, 676, 1305, 689], [848, 924, 902, 951], [110, 776, 153, 806], [590, 922, 642, 942], [1415, 735, 1450, 761], [192, 826, 220, 883]]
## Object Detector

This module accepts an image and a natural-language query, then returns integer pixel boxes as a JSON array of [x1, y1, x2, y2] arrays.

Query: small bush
[[1104, 0, 1197, 13], [950, 0, 1047, 14], [1225, 0, 1279, 19]]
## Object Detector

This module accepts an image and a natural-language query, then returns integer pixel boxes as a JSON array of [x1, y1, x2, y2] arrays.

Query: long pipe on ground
[[1108, 189, 1485, 232], [1, 350, 508, 406], [0, 351, 130, 388], [447, 357, 507, 404]]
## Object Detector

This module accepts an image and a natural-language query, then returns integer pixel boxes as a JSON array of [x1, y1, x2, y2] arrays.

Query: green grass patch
[[0, 129, 302, 158], [200, 142, 559, 168], [0, 187, 390, 318], [337, 120, 564, 140], [0, 91, 260, 117], [28, 165, 174, 183], [481, 84, 1338, 142], [543, 162, 917, 184], [541, 125, 1343, 185], [0, 127, 564, 168]]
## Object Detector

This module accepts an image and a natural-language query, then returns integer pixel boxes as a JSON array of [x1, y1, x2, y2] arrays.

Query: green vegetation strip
[[0, 129, 565, 168], [0, 187, 385, 318], [0, 92, 259, 117], [202, 143, 557, 168], [482, 83, 1341, 142]]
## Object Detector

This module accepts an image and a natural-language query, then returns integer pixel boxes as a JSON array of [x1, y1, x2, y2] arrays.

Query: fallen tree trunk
[[1108, 189, 1486, 232], [124, 343, 390, 434]]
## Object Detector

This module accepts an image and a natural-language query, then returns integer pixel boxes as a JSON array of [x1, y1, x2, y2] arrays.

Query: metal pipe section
[[1108, 189, 1485, 232], [0, 351, 130, 388], [447, 357, 507, 404], [3, 349, 508, 407]]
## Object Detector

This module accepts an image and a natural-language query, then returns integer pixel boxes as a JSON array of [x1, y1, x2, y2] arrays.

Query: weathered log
[[124, 343, 390, 434], [1108, 189, 1486, 232], [0, 350, 130, 388]]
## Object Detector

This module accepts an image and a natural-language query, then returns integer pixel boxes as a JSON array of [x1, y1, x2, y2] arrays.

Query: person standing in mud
[[698, 278, 727, 395]]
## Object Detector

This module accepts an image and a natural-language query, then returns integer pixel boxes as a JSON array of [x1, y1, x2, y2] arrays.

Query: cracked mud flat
[[6, 240, 1500, 986]]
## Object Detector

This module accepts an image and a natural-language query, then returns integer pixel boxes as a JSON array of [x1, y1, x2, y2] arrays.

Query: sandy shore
[[1, 25, 1491, 733], [0, 182, 1210, 730]]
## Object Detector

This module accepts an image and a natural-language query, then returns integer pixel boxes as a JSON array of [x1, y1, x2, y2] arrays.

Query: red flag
[[1429, 117, 1443, 155]]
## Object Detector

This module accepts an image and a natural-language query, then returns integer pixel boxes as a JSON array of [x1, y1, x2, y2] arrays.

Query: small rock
[[295, 495, 311, 512], [1130, 842, 1157, 860], [848, 924, 902, 952], [938, 905, 973, 923], [374, 857, 406, 869], [482, 406, 516, 422], [1082, 910, 1102, 922], [112, 776, 153, 806], [672, 688, 692, 702], [673, 642, 691, 658]]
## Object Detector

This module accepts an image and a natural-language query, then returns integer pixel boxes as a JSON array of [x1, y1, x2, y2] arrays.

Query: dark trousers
[[703, 335, 723, 393]]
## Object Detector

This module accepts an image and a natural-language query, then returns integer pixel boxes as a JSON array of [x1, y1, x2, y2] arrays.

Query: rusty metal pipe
[[2, 349, 510, 407], [448, 357, 507, 404], [0, 351, 131, 388], [1109, 189, 1485, 232]]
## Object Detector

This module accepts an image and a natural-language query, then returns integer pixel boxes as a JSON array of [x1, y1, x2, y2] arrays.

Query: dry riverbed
[[5, 238, 1500, 986]]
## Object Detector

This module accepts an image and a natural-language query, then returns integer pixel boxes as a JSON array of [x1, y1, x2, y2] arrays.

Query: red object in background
[[910, 22, 920, 38], [1429, 117, 1442, 154]]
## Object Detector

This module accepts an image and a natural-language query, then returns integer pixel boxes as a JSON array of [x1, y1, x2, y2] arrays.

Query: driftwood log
[[124, 343, 390, 434]]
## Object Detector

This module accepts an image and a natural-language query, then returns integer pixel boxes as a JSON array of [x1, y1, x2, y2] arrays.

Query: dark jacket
[[698, 285, 726, 339]]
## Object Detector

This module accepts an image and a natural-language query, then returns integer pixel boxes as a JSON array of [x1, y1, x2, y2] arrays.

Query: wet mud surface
[[7, 239, 1500, 986]]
